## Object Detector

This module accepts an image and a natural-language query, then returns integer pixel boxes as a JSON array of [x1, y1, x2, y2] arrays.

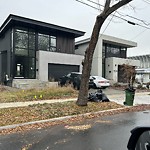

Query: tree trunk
[[76, 16, 106, 106], [76, 0, 133, 106]]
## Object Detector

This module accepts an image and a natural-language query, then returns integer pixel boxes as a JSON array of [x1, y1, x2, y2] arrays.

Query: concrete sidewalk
[[0, 91, 149, 109], [107, 92, 150, 105], [0, 98, 76, 109]]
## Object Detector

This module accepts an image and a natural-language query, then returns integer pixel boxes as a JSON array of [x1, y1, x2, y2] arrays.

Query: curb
[[0, 105, 150, 135], [0, 107, 127, 130]]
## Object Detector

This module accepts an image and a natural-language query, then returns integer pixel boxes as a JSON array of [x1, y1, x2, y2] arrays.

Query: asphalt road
[[0, 110, 150, 150]]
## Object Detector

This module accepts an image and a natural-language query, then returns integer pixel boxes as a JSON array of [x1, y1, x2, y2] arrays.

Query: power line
[[76, 0, 150, 30], [130, 29, 147, 40], [143, 0, 150, 4], [86, 0, 150, 26], [76, 0, 101, 11], [101, 12, 116, 35], [116, 11, 150, 26]]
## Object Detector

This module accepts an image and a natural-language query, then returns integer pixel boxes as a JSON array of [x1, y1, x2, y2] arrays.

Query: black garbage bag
[[88, 89, 110, 102], [101, 93, 110, 102]]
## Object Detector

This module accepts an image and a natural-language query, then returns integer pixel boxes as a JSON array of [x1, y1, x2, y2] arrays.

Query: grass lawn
[[0, 86, 78, 103]]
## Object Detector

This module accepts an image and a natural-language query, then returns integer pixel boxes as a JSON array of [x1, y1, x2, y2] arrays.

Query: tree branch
[[104, 0, 111, 11], [107, 0, 133, 15]]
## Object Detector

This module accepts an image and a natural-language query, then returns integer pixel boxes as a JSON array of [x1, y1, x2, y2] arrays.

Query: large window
[[14, 28, 36, 79], [38, 33, 56, 52], [103, 43, 127, 58]]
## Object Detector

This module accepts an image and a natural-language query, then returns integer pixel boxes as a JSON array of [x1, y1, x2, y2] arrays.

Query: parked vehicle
[[59, 72, 93, 90], [127, 126, 150, 150], [89, 76, 110, 89], [59, 72, 82, 87]]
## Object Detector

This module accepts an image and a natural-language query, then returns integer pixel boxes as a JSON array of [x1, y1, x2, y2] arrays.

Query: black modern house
[[0, 14, 84, 87]]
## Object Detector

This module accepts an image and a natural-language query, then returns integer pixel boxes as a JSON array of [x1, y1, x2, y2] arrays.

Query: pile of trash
[[88, 89, 110, 102]]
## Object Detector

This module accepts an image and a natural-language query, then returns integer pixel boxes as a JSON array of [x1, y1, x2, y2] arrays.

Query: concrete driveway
[[103, 88, 150, 105]]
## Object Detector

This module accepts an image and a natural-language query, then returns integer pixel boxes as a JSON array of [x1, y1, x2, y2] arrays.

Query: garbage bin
[[124, 88, 135, 106]]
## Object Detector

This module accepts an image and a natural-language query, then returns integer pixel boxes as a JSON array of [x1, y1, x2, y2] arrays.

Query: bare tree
[[76, 0, 133, 106], [121, 64, 136, 88]]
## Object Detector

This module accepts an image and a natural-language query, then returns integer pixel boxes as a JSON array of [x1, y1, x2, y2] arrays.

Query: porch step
[[12, 79, 58, 89]]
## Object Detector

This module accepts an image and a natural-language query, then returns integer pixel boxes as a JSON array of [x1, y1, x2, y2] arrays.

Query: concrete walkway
[[0, 91, 149, 109], [107, 92, 150, 105], [0, 98, 76, 109]]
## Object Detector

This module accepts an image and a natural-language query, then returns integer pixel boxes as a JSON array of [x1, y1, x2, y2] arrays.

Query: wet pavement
[[0, 110, 150, 150]]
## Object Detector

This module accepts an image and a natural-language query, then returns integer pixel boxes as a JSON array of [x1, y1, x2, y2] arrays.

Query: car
[[59, 72, 93, 90], [127, 126, 150, 150], [89, 76, 110, 89], [59, 72, 82, 87]]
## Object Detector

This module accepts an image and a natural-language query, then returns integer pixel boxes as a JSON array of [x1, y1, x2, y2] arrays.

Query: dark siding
[[48, 63, 79, 81], [118, 65, 127, 83], [0, 51, 7, 82], [0, 29, 11, 82], [57, 34, 74, 54], [120, 50, 126, 58]]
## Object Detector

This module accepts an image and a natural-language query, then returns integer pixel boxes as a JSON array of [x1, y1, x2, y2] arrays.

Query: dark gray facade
[[0, 14, 84, 84], [0, 29, 12, 83]]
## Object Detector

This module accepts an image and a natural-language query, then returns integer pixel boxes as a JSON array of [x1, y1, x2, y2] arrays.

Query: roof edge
[[0, 14, 85, 38]]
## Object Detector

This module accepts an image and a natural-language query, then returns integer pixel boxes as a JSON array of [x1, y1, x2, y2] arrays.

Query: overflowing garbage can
[[124, 88, 135, 106]]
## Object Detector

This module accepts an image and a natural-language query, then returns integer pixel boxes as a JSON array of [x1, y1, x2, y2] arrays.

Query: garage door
[[48, 63, 79, 81]]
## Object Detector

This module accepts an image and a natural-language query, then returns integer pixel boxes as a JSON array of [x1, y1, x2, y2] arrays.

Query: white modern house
[[75, 34, 140, 83], [128, 55, 150, 84]]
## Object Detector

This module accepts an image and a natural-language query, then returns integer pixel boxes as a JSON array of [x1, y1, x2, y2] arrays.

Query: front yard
[[0, 86, 78, 103]]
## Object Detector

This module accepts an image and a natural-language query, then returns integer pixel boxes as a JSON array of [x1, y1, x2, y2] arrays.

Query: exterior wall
[[128, 55, 150, 84], [128, 55, 150, 69], [135, 68, 150, 83], [75, 35, 137, 78], [75, 40, 103, 76], [136, 74, 150, 84], [0, 29, 11, 82], [57, 35, 75, 54], [91, 39, 102, 76], [105, 57, 140, 83], [36, 51, 83, 81]]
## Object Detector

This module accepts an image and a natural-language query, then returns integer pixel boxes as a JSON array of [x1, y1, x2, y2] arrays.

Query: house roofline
[[76, 34, 137, 48], [0, 14, 85, 38]]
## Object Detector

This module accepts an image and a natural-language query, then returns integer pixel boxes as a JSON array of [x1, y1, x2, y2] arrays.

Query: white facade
[[128, 54, 150, 69], [128, 55, 150, 84], [75, 34, 139, 82], [105, 57, 140, 83], [36, 51, 83, 81], [135, 68, 150, 84]]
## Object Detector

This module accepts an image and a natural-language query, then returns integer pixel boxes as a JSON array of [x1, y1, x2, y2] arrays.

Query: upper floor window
[[14, 28, 36, 56], [103, 43, 127, 58], [38, 33, 56, 52]]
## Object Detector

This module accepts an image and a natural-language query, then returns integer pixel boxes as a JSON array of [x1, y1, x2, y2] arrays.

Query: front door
[[16, 63, 24, 77]]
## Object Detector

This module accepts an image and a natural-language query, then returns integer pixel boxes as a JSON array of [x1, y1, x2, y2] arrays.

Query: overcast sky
[[0, 0, 150, 56]]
